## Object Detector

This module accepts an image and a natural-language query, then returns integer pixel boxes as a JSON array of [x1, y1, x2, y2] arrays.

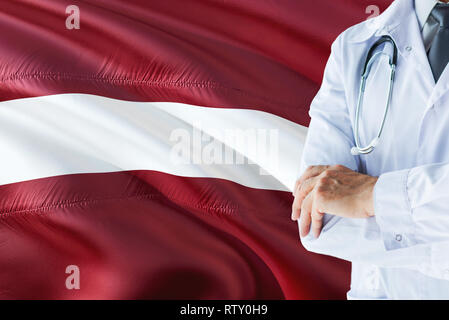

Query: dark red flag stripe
[[0, 170, 348, 299], [0, 0, 391, 126], [0, 0, 394, 299]]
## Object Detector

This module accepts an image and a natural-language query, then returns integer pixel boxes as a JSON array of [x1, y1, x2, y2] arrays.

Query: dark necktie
[[428, 4, 449, 82]]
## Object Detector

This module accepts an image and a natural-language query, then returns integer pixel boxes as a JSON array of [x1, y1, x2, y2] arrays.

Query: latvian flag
[[0, 0, 389, 299]]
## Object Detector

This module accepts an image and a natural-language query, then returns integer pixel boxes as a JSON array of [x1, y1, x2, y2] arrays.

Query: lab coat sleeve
[[374, 163, 449, 278], [299, 35, 449, 281]]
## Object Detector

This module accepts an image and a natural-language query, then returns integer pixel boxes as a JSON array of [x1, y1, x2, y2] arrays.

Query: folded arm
[[297, 35, 449, 280]]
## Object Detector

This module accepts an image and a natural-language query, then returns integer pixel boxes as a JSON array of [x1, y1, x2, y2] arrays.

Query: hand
[[291, 165, 378, 238]]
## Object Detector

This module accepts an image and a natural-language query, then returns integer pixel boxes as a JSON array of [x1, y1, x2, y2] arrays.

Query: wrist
[[365, 176, 378, 217]]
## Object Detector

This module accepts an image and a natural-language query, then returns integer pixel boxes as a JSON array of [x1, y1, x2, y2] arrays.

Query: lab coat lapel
[[380, 0, 449, 112], [427, 58, 449, 109], [352, 0, 435, 91], [386, 0, 435, 91]]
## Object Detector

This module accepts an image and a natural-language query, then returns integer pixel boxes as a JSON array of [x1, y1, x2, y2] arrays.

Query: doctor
[[292, 0, 449, 299]]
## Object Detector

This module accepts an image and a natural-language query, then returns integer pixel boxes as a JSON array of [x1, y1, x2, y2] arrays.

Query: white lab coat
[[299, 0, 449, 299]]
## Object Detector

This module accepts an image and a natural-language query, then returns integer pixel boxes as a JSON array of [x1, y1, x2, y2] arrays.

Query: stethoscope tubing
[[351, 35, 398, 156]]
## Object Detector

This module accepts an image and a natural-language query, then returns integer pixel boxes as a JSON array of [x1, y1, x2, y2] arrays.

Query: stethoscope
[[350, 35, 398, 156]]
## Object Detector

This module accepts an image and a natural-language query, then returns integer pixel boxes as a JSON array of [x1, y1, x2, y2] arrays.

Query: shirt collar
[[415, 0, 439, 29]]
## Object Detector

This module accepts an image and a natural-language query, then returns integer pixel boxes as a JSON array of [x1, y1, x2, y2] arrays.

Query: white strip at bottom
[[0, 94, 307, 191]]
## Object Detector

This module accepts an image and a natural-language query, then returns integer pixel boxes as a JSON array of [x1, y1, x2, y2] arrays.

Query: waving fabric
[[0, 0, 391, 299]]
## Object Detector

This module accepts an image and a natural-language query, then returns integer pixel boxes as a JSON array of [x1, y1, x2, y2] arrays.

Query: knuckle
[[321, 169, 334, 178], [300, 178, 312, 191], [325, 169, 339, 178], [300, 199, 309, 213], [292, 186, 299, 197], [318, 177, 328, 185], [311, 210, 324, 221], [315, 188, 326, 199], [292, 197, 299, 208]]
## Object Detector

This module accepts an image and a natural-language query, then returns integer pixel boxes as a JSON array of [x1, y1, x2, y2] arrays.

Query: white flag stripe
[[0, 94, 307, 191]]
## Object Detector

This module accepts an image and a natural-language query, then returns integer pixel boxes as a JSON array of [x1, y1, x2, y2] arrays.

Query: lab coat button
[[395, 234, 402, 242], [405, 46, 412, 52]]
